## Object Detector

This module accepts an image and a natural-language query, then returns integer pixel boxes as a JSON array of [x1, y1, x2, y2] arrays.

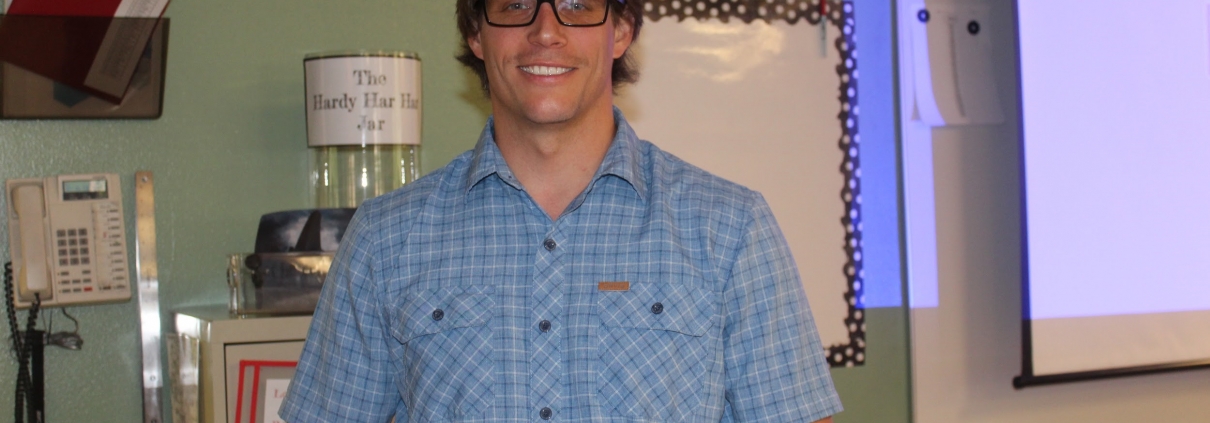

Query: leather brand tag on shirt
[[598, 281, 630, 291]]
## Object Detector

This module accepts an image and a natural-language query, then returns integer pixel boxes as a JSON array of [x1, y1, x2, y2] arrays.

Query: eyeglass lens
[[485, 0, 610, 26]]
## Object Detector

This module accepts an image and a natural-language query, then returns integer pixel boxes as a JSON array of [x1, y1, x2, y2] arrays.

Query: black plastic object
[[253, 208, 355, 254], [234, 209, 353, 315]]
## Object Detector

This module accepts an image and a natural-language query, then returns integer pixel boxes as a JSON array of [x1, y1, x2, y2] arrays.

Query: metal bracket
[[135, 171, 163, 423]]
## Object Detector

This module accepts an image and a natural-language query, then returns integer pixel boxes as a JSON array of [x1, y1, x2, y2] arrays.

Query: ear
[[468, 30, 485, 60], [611, 13, 634, 60]]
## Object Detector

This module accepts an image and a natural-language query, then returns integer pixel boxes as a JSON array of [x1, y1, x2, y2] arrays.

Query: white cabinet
[[173, 307, 311, 423]]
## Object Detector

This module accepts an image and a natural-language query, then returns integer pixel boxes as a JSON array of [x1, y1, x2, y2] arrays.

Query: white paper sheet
[[262, 379, 290, 423]]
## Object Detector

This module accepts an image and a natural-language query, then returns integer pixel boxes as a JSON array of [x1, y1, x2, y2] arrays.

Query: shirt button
[[431, 309, 444, 321], [651, 302, 664, 315], [543, 238, 557, 251], [539, 320, 552, 332], [540, 407, 553, 420]]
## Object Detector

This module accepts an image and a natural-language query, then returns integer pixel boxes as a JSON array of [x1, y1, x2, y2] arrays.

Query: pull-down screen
[[1015, 0, 1210, 386]]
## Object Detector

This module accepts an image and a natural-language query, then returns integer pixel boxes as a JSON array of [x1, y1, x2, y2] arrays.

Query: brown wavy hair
[[455, 0, 644, 95]]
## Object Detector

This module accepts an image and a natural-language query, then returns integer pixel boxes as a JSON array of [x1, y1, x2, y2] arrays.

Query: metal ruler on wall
[[135, 171, 163, 423]]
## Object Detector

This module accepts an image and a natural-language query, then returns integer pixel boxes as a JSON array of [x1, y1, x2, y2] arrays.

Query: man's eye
[[559, 0, 588, 11], [496, 1, 531, 11]]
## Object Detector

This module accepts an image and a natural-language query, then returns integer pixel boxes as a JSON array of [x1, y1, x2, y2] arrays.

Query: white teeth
[[521, 66, 572, 76]]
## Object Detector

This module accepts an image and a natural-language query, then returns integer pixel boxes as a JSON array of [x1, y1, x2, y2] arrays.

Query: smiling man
[[280, 1, 841, 422]]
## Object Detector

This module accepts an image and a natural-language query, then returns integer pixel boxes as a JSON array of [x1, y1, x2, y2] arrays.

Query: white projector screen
[[1015, 0, 1210, 386]]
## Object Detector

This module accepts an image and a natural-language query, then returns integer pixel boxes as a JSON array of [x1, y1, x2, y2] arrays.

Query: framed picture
[[0, 16, 168, 119]]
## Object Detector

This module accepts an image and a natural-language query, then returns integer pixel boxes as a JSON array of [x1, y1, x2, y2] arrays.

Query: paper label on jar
[[305, 54, 421, 146]]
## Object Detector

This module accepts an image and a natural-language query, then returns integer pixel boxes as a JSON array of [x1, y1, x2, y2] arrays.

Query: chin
[[522, 102, 580, 125]]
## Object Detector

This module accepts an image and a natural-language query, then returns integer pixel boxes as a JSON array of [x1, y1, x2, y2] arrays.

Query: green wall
[[0, 2, 485, 421], [0, 1, 908, 422]]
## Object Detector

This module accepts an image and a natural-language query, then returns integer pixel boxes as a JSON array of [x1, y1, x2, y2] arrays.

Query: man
[[280, 0, 842, 422]]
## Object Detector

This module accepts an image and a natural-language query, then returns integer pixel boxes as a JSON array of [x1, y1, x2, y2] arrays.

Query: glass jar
[[305, 50, 422, 208]]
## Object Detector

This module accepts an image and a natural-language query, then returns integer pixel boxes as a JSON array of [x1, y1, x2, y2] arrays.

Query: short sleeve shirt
[[279, 108, 843, 422]]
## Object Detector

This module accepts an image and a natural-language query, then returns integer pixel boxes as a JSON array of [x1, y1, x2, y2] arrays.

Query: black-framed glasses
[[482, 0, 613, 27]]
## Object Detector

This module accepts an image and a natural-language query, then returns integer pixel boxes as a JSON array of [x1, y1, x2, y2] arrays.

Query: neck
[[492, 105, 616, 220]]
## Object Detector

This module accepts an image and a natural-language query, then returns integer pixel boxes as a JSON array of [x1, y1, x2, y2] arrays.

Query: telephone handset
[[6, 173, 132, 308]]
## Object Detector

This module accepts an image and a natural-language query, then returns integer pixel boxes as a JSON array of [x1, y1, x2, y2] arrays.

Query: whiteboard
[[618, 12, 857, 358]]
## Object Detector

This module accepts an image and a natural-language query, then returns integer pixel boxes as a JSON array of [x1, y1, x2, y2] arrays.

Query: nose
[[528, 2, 567, 47]]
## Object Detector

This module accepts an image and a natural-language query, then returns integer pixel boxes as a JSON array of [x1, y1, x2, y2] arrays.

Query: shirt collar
[[463, 107, 649, 202], [465, 118, 521, 192]]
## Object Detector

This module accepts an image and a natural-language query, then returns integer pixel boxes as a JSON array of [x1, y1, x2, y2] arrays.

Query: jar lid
[[305, 50, 420, 61]]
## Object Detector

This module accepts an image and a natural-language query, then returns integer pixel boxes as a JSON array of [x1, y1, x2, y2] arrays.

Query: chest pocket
[[597, 282, 717, 422], [390, 285, 495, 422]]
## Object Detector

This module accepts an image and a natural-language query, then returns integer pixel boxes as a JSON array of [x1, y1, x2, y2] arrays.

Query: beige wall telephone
[[6, 173, 132, 308]]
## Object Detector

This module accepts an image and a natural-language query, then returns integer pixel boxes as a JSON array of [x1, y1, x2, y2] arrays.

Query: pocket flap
[[598, 282, 715, 336], [392, 285, 495, 344]]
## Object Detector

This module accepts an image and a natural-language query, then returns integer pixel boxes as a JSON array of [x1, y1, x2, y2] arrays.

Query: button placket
[[530, 225, 566, 420]]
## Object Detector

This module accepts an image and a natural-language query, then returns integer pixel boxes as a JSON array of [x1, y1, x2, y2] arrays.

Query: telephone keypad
[[53, 225, 102, 295], [41, 201, 127, 301], [55, 227, 89, 259]]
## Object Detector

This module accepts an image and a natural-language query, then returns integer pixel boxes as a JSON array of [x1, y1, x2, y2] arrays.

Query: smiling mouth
[[520, 65, 573, 76]]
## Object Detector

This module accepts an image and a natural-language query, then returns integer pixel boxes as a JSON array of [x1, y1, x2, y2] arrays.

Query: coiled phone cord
[[5, 262, 42, 423], [5, 263, 20, 357], [5, 262, 25, 423]]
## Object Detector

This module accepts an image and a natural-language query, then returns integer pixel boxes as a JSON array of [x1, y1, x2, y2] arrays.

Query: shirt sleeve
[[279, 209, 402, 422], [722, 193, 843, 422]]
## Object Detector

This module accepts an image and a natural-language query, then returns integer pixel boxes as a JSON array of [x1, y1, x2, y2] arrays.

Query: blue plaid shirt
[[281, 109, 842, 422]]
